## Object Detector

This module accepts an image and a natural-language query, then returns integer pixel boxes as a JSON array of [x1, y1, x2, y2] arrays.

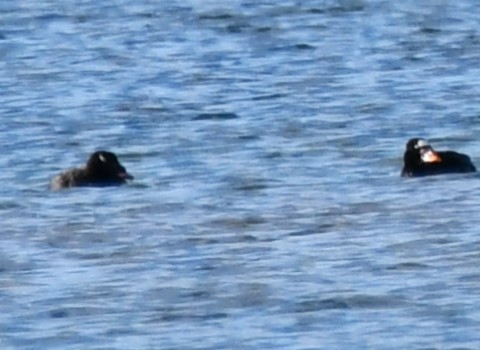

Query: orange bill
[[421, 150, 442, 163]]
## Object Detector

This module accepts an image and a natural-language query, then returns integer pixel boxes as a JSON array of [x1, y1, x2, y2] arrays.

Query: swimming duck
[[401, 138, 476, 177], [51, 151, 134, 189]]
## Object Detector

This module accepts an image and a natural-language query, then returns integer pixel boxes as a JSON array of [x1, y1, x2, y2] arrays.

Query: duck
[[401, 138, 476, 177], [51, 151, 134, 190]]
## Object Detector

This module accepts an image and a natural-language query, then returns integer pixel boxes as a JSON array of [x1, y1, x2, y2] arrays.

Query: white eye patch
[[415, 139, 430, 149], [99, 154, 107, 162]]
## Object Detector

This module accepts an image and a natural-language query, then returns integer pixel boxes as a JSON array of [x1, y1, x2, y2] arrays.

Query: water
[[1, 0, 480, 348]]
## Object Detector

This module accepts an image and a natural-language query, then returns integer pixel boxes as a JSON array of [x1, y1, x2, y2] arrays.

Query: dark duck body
[[401, 138, 476, 177], [51, 151, 134, 190]]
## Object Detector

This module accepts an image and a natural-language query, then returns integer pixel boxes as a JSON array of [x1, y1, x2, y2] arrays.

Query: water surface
[[1, 0, 480, 349]]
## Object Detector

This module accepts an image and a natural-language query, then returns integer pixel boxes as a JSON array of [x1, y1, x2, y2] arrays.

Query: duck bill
[[421, 150, 442, 163], [119, 171, 134, 180]]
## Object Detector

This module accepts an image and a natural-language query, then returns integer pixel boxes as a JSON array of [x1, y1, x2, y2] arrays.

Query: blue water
[[2, 0, 480, 349]]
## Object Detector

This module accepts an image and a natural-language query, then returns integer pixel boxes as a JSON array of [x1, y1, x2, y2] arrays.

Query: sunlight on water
[[1, 0, 480, 349]]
